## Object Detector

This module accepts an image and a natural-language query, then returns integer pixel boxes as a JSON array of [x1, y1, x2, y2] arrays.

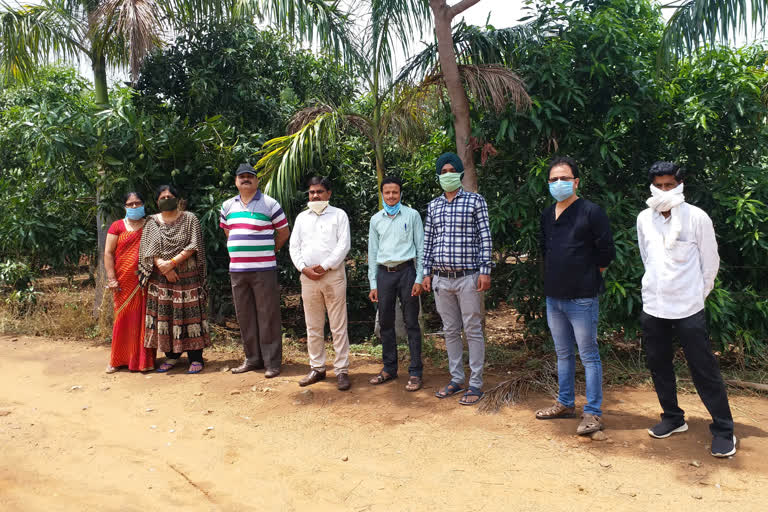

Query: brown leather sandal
[[535, 402, 576, 419], [369, 371, 396, 385], [576, 413, 604, 435], [405, 376, 422, 392]]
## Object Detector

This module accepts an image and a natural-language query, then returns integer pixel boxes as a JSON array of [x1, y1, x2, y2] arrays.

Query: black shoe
[[264, 368, 280, 379], [337, 373, 351, 391], [711, 435, 737, 457], [231, 362, 264, 374], [648, 418, 688, 439]]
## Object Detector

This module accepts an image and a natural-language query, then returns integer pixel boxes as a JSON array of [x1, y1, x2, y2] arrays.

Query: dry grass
[[0, 285, 103, 339]]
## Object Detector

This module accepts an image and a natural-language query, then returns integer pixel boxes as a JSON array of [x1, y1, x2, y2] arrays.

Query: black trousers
[[377, 263, 423, 377], [641, 309, 733, 438], [166, 349, 203, 363]]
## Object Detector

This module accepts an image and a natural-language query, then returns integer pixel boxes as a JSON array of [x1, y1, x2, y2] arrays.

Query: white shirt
[[290, 205, 351, 272], [636, 202, 719, 319]]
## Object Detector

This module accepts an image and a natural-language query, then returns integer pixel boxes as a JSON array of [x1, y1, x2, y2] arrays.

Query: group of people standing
[[105, 151, 737, 459]]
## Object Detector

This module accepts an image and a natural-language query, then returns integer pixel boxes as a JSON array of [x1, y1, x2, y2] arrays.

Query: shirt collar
[[236, 190, 262, 204], [439, 187, 464, 202]]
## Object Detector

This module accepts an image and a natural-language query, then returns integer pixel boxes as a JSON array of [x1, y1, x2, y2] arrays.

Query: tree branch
[[449, 0, 483, 18]]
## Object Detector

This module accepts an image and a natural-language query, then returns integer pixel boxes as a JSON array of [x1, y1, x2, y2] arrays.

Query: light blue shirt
[[368, 205, 424, 289]]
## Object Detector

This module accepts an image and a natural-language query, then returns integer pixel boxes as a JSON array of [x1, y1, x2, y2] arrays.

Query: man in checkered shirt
[[422, 152, 493, 406]]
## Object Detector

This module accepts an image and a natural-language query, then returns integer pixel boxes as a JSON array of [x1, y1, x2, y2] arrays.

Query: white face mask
[[647, 183, 684, 213], [307, 200, 329, 214]]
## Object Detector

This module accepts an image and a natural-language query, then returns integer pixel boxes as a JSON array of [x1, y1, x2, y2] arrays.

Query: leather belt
[[379, 261, 414, 273], [432, 269, 478, 279]]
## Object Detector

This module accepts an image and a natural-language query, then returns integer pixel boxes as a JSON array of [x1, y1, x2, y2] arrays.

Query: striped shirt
[[219, 191, 288, 272]]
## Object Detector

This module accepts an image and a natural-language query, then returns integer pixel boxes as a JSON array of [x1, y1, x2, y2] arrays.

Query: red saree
[[109, 220, 156, 371]]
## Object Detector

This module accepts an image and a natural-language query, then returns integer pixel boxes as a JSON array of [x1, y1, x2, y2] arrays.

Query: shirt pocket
[[666, 240, 696, 263]]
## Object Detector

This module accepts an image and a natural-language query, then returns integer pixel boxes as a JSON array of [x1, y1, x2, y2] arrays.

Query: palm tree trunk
[[430, 0, 483, 192], [91, 52, 110, 317]]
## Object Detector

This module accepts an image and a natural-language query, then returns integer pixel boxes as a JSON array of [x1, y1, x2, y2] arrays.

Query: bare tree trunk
[[429, 0, 483, 192], [91, 50, 110, 318]]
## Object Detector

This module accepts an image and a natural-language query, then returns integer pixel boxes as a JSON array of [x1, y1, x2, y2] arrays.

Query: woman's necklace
[[125, 218, 146, 231]]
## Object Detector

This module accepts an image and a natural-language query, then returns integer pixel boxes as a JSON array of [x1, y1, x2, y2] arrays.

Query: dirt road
[[1, 335, 766, 511]]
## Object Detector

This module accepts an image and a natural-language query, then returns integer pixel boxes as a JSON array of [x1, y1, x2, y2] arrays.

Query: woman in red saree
[[104, 192, 157, 372]]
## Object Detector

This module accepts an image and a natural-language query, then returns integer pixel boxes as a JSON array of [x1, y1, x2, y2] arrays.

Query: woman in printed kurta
[[138, 185, 210, 374], [104, 192, 156, 372]]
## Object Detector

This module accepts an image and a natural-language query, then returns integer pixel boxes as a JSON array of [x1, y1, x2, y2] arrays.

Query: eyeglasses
[[548, 177, 575, 183], [125, 201, 143, 208]]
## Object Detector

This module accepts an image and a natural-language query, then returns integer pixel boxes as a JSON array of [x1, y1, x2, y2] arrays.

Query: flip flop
[[458, 386, 484, 406], [435, 381, 465, 399], [187, 362, 204, 374], [156, 359, 178, 373]]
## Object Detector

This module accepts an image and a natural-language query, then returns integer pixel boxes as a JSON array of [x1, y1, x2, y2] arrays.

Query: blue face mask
[[548, 180, 574, 202], [125, 205, 145, 220], [382, 200, 401, 216]]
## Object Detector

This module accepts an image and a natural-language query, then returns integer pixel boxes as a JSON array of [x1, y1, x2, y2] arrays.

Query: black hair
[[155, 184, 180, 201], [548, 156, 579, 179], [307, 176, 332, 191], [648, 161, 684, 183], [123, 191, 145, 204], [380, 176, 403, 192]]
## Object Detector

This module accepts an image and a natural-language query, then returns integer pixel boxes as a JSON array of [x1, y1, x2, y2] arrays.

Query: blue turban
[[435, 152, 465, 179]]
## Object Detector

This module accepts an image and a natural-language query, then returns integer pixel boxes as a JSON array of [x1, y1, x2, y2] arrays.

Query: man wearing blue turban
[[422, 152, 493, 405]]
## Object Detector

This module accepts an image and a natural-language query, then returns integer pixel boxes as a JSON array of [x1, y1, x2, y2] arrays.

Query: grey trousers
[[433, 272, 486, 389], [230, 270, 282, 370]]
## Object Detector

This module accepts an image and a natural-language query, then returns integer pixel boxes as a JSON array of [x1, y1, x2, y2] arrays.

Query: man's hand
[[411, 283, 423, 296], [311, 265, 327, 276], [369, 289, 378, 302], [156, 258, 174, 274], [422, 276, 432, 292], [165, 269, 179, 283], [476, 274, 491, 292], [599, 267, 607, 273], [302, 267, 324, 281]]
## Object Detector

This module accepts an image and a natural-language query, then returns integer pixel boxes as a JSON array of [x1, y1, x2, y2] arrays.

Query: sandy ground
[[1, 334, 767, 512]]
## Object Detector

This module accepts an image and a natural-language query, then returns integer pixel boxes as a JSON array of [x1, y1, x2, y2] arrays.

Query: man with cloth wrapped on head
[[637, 161, 736, 458], [422, 152, 493, 406]]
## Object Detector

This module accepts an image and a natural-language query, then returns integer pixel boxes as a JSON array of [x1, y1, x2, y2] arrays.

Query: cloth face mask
[[125, 205, 145, 220], [308, 200, 329, 215], [157, 198, 178, 212], [382, 200, 401, 216], [439, 173, 462, 192], [549, 180, 574, 202], [646, 182, 685, 249]]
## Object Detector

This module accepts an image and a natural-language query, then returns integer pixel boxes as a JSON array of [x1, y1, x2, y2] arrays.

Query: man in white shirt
[[637, 161, 735, 458], [289, 176, 352, 390]]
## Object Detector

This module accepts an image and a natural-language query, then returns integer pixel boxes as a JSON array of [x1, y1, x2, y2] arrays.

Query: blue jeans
[[546, 296, 602, 416]]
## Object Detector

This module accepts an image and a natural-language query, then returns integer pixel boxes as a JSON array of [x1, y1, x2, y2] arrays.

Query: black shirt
[[539, 198, 615, 299]]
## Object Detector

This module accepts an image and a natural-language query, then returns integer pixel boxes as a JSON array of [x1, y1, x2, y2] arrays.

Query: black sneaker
[[711, 435, 737, 458], [648, 419, 688, 439]]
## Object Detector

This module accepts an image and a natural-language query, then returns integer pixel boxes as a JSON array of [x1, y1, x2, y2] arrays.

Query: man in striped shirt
[[220, 163, 290, 377]]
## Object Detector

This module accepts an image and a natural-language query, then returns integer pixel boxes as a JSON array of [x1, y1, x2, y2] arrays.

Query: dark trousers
[[230, 270, 283, 370], [166, 349, 203, 363], [377, 263, 423, 377], [641, 309, 733, 438]]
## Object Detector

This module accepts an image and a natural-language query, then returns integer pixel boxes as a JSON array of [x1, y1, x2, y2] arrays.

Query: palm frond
[[659, 0, 768, 67], [256, 107, 343, 217], [0, 1, 87, 83], [368, 0, 431, 83], [423, 64, 531, 114], [397, 20, 541, 84], [380, 81, 438, 148], [93, 0, 164, 82], [477, 361, 558, 415]]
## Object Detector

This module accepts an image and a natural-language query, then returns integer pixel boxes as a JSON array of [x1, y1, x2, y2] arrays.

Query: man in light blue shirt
[[368, 176, 425, 391]]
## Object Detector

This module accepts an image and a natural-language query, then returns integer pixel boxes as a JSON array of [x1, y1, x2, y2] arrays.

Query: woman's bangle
[[170, 256, 178, 268]]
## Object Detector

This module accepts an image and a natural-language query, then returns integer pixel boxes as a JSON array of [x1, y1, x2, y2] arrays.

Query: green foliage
[[135, 21, 356, 135]]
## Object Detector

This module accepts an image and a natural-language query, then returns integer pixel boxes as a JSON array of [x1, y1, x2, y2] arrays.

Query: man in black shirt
[[536, 157, 615, 435]]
